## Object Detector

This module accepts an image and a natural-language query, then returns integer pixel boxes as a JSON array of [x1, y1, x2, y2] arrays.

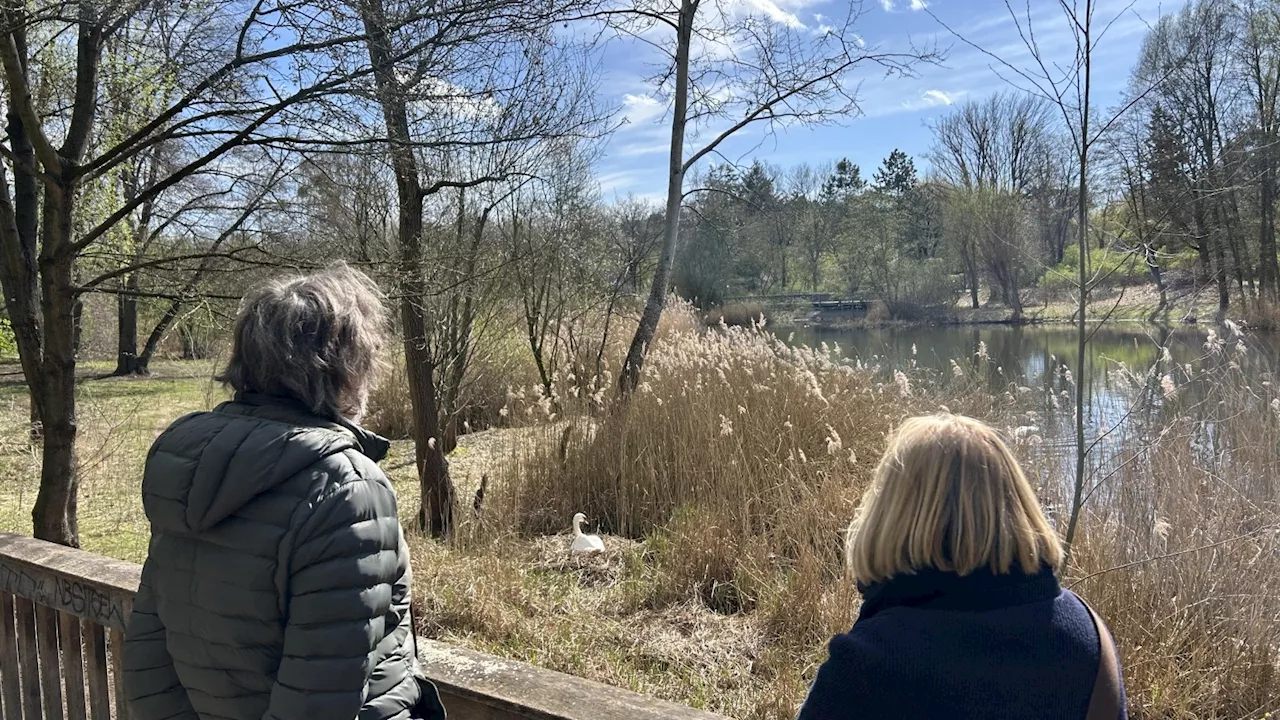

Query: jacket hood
[[142, 395, 389, 534]]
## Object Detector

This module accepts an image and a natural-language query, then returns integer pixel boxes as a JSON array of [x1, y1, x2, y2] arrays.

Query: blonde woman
[[797, 414, 1125, 720]]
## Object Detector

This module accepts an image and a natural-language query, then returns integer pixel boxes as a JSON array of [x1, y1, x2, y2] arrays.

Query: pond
[[779, 322, 1280, 483]]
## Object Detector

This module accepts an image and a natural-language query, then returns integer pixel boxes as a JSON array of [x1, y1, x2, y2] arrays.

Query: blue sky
[[594, 0, 1186, 201]]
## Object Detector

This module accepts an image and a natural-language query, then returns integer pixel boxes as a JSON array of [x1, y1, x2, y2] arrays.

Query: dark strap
[[407, 602, 448, 720], [1080, 596, 1123, 720]]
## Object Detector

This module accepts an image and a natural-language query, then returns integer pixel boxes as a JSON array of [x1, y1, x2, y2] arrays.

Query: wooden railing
[[0, 534, 729, 720]]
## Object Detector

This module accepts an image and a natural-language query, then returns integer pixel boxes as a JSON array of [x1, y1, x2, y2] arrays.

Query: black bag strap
[[408, 599, 448, 719], [1079, 596, 1123, 720]]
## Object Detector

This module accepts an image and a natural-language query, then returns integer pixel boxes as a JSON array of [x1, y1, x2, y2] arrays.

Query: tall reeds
[[482, 304, 1279, 718]]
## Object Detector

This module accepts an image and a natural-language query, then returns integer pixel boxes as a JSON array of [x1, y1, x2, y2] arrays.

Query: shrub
[[365, 327, 542, 440], [1242, 300, 1280, 331], [364, 352, 413, 439], [864, 299, 890, 323], [0, 316, 17, 361], [704, 302, 767, 328], [1038, 245, 1201, 293]]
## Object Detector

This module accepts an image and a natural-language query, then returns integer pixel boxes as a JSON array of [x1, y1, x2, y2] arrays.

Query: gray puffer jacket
[[122, 394, 422, 720]]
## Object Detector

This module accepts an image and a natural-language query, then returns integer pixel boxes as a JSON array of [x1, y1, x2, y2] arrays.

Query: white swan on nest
[[570, 513, 606, 554]]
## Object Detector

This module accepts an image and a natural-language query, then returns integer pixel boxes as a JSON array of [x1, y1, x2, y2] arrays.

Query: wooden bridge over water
[[0, 534, 726, 720], [726, 293, 870, 312]]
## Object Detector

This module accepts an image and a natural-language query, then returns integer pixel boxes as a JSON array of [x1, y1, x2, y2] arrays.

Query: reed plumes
[[1061, 347, 1280, 718], [478, 306, 1280, 718]]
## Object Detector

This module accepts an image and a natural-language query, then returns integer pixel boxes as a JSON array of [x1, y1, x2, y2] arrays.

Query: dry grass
[[704, 303, 768, 329], [0, 313, 1277, 719], [461, 305, 1280, 719], [0, 361, 224, 562], [1060, 342, 1280, 719]]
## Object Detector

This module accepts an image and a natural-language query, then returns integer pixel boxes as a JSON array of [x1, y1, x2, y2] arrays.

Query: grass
[[1, 310, 1278, 719], [0, 362, 223, 562]]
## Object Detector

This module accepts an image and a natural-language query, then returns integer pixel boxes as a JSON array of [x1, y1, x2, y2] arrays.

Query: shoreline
[[749, 287, 1254, 332]]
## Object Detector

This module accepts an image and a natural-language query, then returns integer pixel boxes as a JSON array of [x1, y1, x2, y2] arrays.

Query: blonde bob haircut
[[846, 414, 1063, 585]]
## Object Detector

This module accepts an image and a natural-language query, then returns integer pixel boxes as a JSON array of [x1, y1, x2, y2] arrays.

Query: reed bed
[[454, 305, 1280, 719]]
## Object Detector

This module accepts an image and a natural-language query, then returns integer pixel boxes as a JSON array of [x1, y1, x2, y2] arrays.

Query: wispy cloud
[[856, 86, 967, 119], [746, 0, 805, 28], [620, 93, 665, 125], [616, 140, 673, 158], [890, 88, 962, 113], [920, 89, 954, 106], [596, 171, 636, 194], [880, 0, 894, 9], [910, 0, 927, 9]]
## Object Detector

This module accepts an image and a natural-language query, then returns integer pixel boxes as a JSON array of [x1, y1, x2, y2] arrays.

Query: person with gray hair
[[122, 263, 445, 720]]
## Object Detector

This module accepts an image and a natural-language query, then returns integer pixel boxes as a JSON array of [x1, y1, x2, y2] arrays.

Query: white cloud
[[880, 0, 925, 13], [858, 87, 965, 118], [920, 89, 953, 106], [746, 0, 805, 28], [596, 171, 636, 194], [620, 93, 665, 125], [616, 140, 672, 158]]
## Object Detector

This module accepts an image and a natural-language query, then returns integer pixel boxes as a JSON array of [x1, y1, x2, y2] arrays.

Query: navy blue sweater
[[796, 565, 1127, 720]]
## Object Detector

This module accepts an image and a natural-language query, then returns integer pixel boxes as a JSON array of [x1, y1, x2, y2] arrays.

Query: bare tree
[[929, 93, 1062, 314], [296, 152, 396, 264], [611, 0, 940, 392], [0, 1, 442, 546], [929, 93, 1058, 194], [1134, 1, 1245, 315], [786, 162, 832, 291], [1241, 0, 1280, 300], [931, 0, 1182, 559], [356, 0, 605, 536]]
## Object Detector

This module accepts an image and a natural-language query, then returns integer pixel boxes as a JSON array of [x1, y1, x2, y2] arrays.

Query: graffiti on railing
[[0, 558, 129, 628]]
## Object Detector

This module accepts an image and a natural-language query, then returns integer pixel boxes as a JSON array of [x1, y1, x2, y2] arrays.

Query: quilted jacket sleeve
[[122, 570, 199, 720], [263, 464, 402, 720]]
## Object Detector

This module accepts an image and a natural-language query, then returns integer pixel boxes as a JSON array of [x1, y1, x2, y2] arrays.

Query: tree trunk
[[113, 274, 139, 375], [1062, 1, 1091, 561], [1213, 231, 1230, 315], [1260, 161, 1279, 301], [620, 0, 693, 394], [0, 105, 45, 443], [361, 0, 456, 536], [135, 298, 181, 375], [1220, 197, 1249, 302], [31, 187, 79, 547], [403, 302, 455, 536], [1144, 243, 1167, 316]]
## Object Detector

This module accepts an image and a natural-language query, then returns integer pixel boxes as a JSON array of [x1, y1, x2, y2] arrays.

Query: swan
[[570, 513, 606, 554]]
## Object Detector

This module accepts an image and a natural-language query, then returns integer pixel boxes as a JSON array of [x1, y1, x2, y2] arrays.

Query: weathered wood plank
[[109, 628, 129, 720], [417, 639, 726, 720], [0, 534, 139, 632], [2, 534, 733, 720], [15, 598, 42, 720], [83, 622, 111, 720], [35, 603, 65, 720], [60, 611, 87, 720], [1, 592, 24, 720]]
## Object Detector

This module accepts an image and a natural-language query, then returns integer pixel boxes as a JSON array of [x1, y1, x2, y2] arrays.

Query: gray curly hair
[[218, 262, 389, 420]]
